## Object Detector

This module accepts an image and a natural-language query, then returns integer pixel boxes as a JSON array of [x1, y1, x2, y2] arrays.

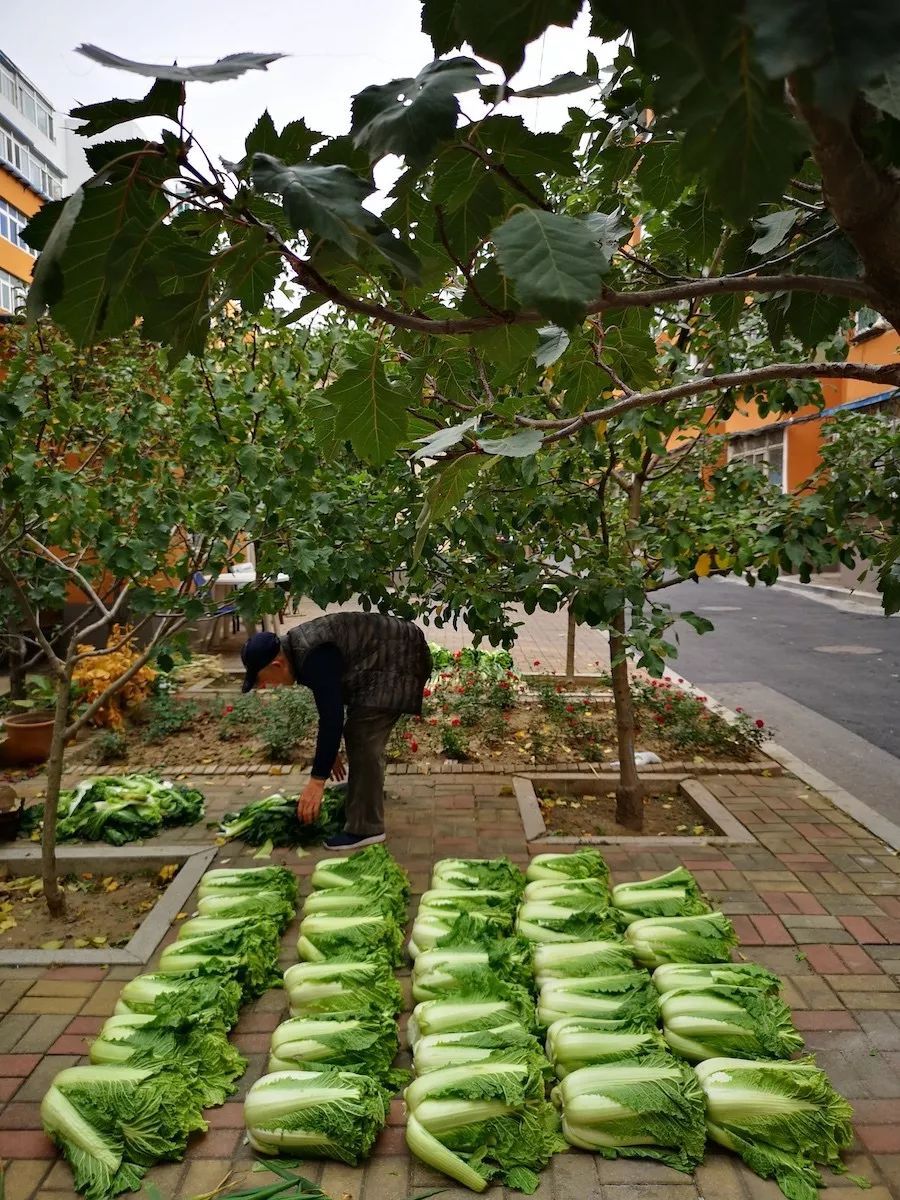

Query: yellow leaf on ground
[[691, 825, 706, 835], [175, 912, 188, 920], [41, 939, 65, 950]]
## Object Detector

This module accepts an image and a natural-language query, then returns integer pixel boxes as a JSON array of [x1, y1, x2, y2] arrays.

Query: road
[[659, 577, 900, 821]]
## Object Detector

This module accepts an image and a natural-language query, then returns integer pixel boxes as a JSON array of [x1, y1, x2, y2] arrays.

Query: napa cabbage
[[625, 912, 738, 967], [404, 1061, 567, 1193], [243, 1068, 390, 1163], [612, 867, 711, 922], [525, 850, 610, 887], [652, 962, 781, 995], [533, 939, 635, 983], [537, 971, 659, 1028], [551, 1055, 707, 1172], [696, 1056, 854, 1200], [545, 1018, 668, 1077], [283, 959, 402, 1020], [41, 1064, 206, 1200], [660, 986, 804, 1062], [296, 913, 403, 965], [431, 857, 525, 896], [89, 1013, 245, 1108], [267, 1016, 400, 1085]]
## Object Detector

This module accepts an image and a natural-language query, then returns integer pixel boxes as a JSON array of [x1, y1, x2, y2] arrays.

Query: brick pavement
[[2, 767, 900, 1200]]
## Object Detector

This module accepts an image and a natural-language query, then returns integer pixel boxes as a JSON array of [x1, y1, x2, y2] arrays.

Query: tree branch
[[539, 359, 900, 444]]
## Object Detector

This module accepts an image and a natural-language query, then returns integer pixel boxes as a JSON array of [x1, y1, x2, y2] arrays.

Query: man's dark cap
[[240, 631, 282, 693]]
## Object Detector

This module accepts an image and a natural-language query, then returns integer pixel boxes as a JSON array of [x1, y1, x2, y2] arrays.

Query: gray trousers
[[343, 707, 401, 837]]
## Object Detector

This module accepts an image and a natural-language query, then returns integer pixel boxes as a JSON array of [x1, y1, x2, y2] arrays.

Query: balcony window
[[727, 428, 786, 490]]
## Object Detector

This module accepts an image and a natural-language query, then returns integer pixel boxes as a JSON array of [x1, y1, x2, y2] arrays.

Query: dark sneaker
[[323, 831, 386, 851]]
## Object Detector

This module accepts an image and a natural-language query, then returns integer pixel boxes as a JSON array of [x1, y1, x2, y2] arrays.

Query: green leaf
[[745, 0, 900, 114], [243, 111, 323, 167], [141, 241, 221, 360], [414, 451, 492, 559], [513, 71, 597, 99], [473, 115, 577, 177], [635, 140, 687, 210], [46, 178, 169, 346], [352, 58, 484, 167], [784, 289, 852, 349], [324, 360, 409, 465], [476, 428, 542, 456], [534, 325, 570, 368], [75, 44, 285, 83], [445, 0, 583, 75], [413, 417, 480, 460], [467, 323, 538, 370], [251, 154, 419, 280], [26, 187, 85, 325], [222, 228, 282, 312], [750, 210, 797, 256], [581, 209, 633, 263], [70, 78, 183, 138], [492, 209, 607, 327]]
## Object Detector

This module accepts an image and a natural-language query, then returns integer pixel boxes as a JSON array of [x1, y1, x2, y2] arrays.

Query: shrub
[[631, 679, 769, 759], [141, 693, 199, 743], [256, 689, 317, 762], [71, 624, 157, 730], [95, 730, 128, 763]]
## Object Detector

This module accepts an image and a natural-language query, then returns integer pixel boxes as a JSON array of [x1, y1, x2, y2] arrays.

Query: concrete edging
[[0, 844, 216, 966], [661, 667, 900, 853], [514, 771, 757, 847]]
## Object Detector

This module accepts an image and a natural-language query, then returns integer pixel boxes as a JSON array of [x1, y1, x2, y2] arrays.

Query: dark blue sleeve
[[296, 643, 345, 779]]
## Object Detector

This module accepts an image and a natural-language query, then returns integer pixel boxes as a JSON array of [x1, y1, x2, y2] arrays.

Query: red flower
[[677, 677, 684, 683], [456, 686, 465, 694], [698, 696, 707, 703], [429, 718, 438, 725], [735, 707, 743, 713], [533, 660, 541, 666], [499, 681, 509, 689], [755, 718, 765, 729], [409, 740, 419, 752], [453, 650, 462, 660], [423, 687, 432, 698], [224, 705, 234, 714], [654, 715, 665, 725], [451, 717, 460, 727]]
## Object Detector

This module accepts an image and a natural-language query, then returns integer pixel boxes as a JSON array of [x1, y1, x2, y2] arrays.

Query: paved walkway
[[2, 766, 900, 1200]]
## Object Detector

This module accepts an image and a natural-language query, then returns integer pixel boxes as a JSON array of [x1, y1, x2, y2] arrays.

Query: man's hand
[[297, 777, 326, 824], [330, 754, 346, 782]]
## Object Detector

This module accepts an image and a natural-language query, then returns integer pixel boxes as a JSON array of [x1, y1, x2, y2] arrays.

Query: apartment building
[[0, 50, 67, 313]]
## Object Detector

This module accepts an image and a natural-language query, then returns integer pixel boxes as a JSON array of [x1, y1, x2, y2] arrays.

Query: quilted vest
[[283, 612, 432, 714]]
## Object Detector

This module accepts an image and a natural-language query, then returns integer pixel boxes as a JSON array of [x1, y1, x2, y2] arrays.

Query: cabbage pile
[[21, 775, 205, 844], [42, 865, 298, 1199], [400, 850, 854, 1200], [218, 786, 344, 846], [404, 857, 564, 1193], [245, 844, 410, 1164]]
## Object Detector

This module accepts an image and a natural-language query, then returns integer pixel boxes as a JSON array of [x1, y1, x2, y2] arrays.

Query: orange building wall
[[0, 167, 40, 297], [702, 324, 898, 493]]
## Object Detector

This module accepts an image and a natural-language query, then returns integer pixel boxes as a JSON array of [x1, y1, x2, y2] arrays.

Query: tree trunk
[[609, 607, 644, 830], [7, 619, 26, 700], [565, 606, 577, 678], [42, 676, 71, 919]]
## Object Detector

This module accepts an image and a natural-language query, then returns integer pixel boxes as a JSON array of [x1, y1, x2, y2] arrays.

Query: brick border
[[0, 844, 216, 966], [514, 771, 757, 847]]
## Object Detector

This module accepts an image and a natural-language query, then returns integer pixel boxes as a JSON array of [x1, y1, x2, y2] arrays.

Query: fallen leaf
[[295, 846, 308, 859], [41, 939, 65, 950], [691, 825, 706, 835], [675, 824, 688, 833], [253, 838, 274, 860], [175, 911, 188, 920]]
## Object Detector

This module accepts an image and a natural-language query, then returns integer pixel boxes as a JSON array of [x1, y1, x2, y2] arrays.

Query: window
[[0, 198, 35, 255], [0, 120, 63, 198], [727, 427, 785, 490], [0, 61, 55, 141], [0, 266, 27, 313]]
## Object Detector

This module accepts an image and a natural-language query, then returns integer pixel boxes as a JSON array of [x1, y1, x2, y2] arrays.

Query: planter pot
[[0, 710, 56, 766]]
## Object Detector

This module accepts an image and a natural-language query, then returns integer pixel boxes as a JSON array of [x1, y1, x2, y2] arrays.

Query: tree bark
[[7, 618, 26, 701], [788, 84, 900, 330], [565, 606, 577, 678], [609, 607, 644, 830], [42, 675, 71, 919]]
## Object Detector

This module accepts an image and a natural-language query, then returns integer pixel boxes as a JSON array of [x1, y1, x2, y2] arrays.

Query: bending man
[[240, 612, 431, 850]]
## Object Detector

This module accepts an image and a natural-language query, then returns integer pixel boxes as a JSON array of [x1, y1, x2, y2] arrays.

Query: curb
[[662, 668, 900, 853]]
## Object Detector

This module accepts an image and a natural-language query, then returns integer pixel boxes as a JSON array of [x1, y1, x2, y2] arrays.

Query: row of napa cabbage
[[243, 844, 411, 1164], [403, 851, 854, 1200], [41, 864, 298, 1200]]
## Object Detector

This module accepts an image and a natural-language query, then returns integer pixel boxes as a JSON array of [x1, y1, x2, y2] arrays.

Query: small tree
[[0, 312, 390, 914]]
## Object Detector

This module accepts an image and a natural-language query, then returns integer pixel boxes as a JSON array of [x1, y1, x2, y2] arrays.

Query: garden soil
[[537, 785, 721, 838], [0, 869, 177, 950]]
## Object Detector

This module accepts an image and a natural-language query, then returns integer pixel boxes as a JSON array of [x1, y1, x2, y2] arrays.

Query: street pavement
[[661, 577, 900, 820]]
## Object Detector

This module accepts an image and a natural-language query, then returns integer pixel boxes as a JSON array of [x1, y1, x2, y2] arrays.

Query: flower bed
[[536, 783, 718, 838], [71, 653, 769, 772]]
